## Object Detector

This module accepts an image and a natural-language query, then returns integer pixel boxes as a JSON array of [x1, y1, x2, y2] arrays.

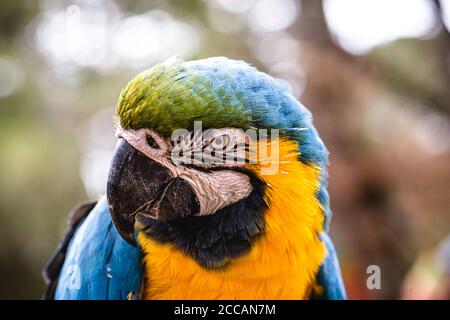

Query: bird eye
[[211, 134, 231, 150], [147, 134, 159, 149]]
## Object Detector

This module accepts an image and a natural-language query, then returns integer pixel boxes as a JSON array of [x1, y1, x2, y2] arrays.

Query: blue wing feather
[[312, 232, 347, 300], [54, 197, 142, 300]]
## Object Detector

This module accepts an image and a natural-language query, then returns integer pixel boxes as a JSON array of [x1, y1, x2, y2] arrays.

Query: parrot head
[[106, 57, 330, 268]]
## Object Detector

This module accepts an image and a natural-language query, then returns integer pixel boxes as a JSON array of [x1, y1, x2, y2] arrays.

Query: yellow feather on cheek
[[138, 139, 326, 299]]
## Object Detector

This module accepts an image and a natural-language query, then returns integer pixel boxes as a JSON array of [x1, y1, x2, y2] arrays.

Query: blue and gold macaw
[[43, 57, 346, 300]]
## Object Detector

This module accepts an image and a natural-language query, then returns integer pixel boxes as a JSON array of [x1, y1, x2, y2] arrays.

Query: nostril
[[147, 134, 159, 149]]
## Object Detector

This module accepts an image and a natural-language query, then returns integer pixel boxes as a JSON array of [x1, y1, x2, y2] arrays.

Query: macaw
[[43, 57, 346, 300]]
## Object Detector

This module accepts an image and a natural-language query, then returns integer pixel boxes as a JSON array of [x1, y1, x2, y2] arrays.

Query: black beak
[[106, 139, 199, 246]]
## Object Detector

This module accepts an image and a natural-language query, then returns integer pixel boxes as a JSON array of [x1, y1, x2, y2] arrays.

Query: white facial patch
[[115, 125, 254, 217]]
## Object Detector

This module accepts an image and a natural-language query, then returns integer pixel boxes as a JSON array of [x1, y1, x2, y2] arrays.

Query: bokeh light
[[324, 0, 437, 54], [32, 0, 200, 73], [247, 0, 298, 33]]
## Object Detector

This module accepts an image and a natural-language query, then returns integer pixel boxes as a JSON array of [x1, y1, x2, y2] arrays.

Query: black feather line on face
[[137, 168, 268, 269]]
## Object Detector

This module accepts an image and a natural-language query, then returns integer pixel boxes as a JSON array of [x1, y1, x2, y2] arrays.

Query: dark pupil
[[147, 135, 159, 149]]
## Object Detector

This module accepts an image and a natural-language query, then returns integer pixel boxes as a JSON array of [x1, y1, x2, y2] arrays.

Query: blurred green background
[[0, 0, 449, 299]]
